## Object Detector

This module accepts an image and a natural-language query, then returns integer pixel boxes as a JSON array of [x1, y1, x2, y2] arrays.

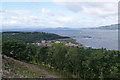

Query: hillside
[[2, 55, 56, 78], [91, 24, 119, 30], [2, 32, 69, 43]]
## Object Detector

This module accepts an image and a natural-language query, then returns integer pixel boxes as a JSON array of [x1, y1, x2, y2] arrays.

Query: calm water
[[42, 29, 118, 50]]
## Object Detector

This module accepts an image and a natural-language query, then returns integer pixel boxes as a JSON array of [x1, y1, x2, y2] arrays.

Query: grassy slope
[[2, 55, 56, 78], [2, 55, 72, 78]]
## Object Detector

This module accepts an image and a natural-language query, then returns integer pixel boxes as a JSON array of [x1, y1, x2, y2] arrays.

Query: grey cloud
[[55, 2, 117, 17]]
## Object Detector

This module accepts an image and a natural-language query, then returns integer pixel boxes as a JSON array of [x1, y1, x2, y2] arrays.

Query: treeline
[[2, 40, 120, 79], [2, 32, 69, 43]]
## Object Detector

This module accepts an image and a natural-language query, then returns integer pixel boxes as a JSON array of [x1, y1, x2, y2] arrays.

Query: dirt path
[[3, 55, 56, 78], [15, 60, 56, 78]]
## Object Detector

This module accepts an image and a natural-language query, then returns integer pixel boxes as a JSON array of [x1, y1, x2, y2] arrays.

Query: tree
[[24, 44, 38, 62], [2, 40, 26, 60], [66, 47, 86, 78], [37, 46, 48, 65], [48, 43, 68, 71]]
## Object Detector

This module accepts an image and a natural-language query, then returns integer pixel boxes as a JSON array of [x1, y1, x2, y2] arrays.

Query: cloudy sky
[[1, 0, 118, 29]]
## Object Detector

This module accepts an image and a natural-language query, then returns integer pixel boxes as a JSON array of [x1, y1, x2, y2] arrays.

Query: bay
[[41, 29, 118, 50]]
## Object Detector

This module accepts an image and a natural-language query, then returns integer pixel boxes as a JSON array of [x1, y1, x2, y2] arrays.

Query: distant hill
[[2, 32, 70, 43], [91, 24, 119, 30]]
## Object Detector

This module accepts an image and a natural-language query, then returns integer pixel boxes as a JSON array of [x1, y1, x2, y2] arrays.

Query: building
[[55, 41, 61, 43], [41, 40, 46, 43]]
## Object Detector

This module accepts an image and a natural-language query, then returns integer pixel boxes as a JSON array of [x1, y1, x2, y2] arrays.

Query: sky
[[0, 0, 118, 29]]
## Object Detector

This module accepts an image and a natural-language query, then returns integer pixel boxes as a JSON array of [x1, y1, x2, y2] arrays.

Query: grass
[[36, 64, 73, 78], [2, 55, 42, 78], [3, 55, 74, 78]]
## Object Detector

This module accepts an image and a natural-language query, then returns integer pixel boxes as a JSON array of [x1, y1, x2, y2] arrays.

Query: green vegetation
[[2, 32, 69, 43], [2, 39, 120, 79], [2, 55, 42, 78]]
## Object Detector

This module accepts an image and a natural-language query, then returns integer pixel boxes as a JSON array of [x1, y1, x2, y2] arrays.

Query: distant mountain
[[2, 27, 74, 32], [91, 24, 119, 30]]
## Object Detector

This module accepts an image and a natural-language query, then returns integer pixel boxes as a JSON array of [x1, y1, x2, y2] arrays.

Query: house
[[41, 40, 46, 43], [55, 41, 61, 43]]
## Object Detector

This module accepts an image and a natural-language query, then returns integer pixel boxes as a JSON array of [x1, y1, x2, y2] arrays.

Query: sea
[[39, 29, 118, 50]]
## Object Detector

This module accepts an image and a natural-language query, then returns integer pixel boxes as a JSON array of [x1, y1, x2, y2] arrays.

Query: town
[[32, 38, 82, 48]]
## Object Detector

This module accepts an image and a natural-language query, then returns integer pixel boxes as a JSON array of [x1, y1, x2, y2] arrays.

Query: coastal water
[[42, 29, 118, 50]]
